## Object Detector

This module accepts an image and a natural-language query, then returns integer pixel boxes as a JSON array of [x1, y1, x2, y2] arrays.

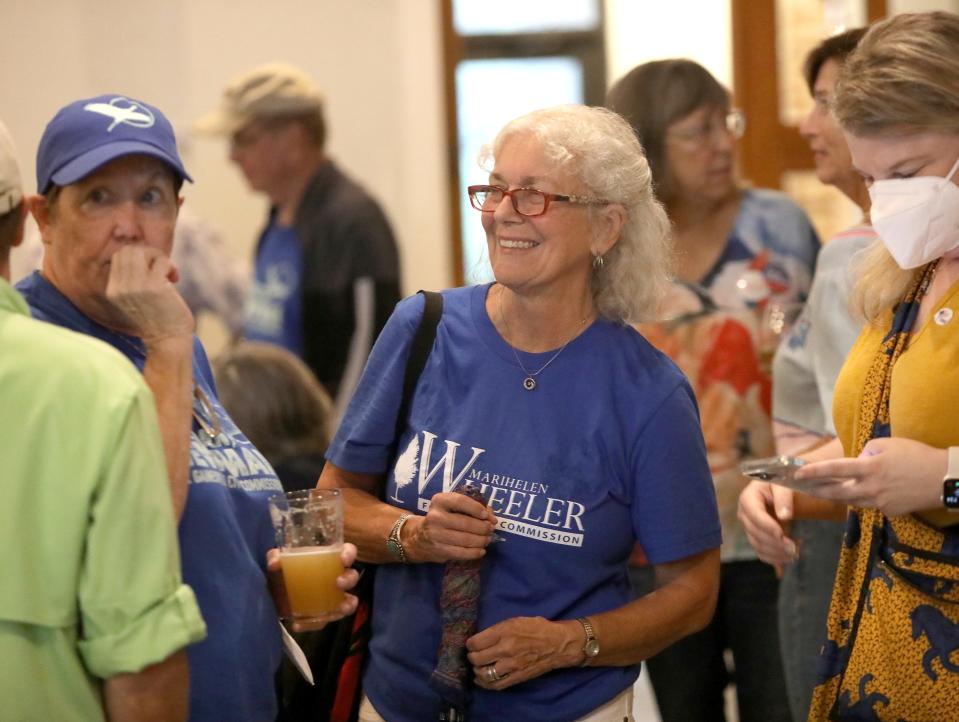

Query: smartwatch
[[943, 447, 959, 512], [387, 514, 411, 562], [577, 616, 600, 666]]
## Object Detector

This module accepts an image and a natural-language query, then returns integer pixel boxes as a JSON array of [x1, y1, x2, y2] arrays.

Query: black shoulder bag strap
[[389, 290, 444, 461], [333, 289, 443, 722]]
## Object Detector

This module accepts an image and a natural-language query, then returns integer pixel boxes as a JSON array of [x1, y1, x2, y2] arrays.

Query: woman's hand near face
[[466, 616, 583, 690], [405, 492, 497, 564], [105, 245, 194, 346], [106, 246, 195, 519]]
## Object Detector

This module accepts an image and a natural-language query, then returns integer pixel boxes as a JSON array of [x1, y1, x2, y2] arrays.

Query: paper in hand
[[279, 621, 314, 685]]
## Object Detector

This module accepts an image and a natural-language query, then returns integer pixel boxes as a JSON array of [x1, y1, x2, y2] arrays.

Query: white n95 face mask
[[869, 153, 959, 269]]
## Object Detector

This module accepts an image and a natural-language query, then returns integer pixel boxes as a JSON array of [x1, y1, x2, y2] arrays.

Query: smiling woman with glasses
[[320, 104, 722, 722], [606, 59, 820, 722]]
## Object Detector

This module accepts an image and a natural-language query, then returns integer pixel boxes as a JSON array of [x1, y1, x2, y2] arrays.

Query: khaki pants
[[358, 687, 634, 722]]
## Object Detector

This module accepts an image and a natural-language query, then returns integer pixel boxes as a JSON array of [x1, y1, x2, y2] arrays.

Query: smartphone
[[741, 455, 806, 484]]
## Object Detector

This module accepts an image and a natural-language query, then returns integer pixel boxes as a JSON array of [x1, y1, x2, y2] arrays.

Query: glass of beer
[[269, 489, 345, 621]]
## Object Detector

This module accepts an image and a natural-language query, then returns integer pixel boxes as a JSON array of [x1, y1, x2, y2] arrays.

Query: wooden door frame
[[730, 0, 888, 190]]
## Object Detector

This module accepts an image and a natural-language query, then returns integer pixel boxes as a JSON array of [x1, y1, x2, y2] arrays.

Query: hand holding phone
[[741, 455, 807, 486]]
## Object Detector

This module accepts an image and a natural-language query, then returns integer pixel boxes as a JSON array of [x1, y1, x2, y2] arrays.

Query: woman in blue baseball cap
[[16, 94, 359, 722]]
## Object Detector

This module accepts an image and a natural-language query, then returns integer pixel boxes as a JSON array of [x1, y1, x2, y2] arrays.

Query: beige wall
[[890, 0, 959, 11], [1, 0, 734, 301], [605, 0, 732, 88], [5, 0, 958, 306], [2, 0, 451, 298]]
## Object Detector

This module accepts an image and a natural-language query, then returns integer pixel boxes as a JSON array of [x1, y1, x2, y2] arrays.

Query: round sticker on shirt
[[935, 307, 954, 326]]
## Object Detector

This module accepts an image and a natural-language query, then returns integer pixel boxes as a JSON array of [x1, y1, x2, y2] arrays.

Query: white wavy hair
[[480, 105, 673, 324]]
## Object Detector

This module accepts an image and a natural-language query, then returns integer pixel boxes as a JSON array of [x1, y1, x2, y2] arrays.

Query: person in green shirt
[[0, 120, 207, 721]]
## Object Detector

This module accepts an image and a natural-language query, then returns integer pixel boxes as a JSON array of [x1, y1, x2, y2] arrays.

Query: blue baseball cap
[[36, 94, 192, 193]]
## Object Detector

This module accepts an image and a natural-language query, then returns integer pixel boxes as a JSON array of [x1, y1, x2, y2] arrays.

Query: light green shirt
[[0, 278, 206, 722]]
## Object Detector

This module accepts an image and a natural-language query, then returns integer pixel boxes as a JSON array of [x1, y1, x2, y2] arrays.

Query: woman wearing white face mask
[[737, 11, 959, 720]]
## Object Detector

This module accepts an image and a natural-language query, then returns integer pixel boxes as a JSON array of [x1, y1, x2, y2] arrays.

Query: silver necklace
[[498, 287, 587, 391]]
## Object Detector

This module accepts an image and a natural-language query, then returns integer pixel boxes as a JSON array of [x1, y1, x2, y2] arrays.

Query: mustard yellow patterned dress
[[808, 263, 959, 721]]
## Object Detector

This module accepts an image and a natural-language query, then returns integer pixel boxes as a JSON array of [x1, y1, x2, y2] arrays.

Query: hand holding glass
[[269, 489, 345, 622]]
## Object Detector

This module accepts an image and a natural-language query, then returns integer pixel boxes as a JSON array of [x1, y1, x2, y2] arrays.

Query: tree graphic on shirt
[[391, 435, 419, 503]]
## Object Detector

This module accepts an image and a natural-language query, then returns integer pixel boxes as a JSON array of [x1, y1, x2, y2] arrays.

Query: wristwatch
[[387, 514, 411, 562], [942, 447, 959, 511], [577, 616, 600, 666]]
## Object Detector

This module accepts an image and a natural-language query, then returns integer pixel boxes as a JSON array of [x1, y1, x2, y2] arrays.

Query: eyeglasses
[[667, 109, 746, 147], [467, 185, 607, 217]]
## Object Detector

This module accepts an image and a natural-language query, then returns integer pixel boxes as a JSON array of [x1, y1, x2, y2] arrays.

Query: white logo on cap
[[83, 97, 155, 132]]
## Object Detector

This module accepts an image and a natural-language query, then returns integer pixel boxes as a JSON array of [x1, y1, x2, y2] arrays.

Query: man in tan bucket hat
[[197, 62, 401, 416]]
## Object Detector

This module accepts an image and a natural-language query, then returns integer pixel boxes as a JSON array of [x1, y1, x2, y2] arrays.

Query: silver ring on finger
[[485, 664, 501, 682]]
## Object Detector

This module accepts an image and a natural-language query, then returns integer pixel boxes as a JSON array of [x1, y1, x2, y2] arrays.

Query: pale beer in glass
[[280, 545, 345, 616], [269, 489, 344, 620]]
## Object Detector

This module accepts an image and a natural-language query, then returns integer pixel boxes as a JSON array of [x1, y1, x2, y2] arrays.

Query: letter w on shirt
[[417, 430, 485, 496]]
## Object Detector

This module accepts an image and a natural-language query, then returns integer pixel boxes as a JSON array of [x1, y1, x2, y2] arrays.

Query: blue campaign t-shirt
[[17, 272, 284, 722], [244, 221, 305, 356], [328, 284, 722, 722]]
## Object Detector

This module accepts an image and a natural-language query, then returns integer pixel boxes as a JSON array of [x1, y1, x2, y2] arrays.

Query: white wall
[[1, 0, 451, 297], [605, 0, 732, 89]]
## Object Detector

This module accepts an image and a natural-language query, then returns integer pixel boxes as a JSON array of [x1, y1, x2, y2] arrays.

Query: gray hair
[[481, 105, 673, 324]]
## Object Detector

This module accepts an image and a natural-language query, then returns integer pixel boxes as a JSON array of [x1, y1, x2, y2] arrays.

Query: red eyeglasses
[[467, 185, 608, 217]]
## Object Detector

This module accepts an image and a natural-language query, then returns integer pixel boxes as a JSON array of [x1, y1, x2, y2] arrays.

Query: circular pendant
[[935, 307, 954, 326], [523, 377, 536, 391]]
